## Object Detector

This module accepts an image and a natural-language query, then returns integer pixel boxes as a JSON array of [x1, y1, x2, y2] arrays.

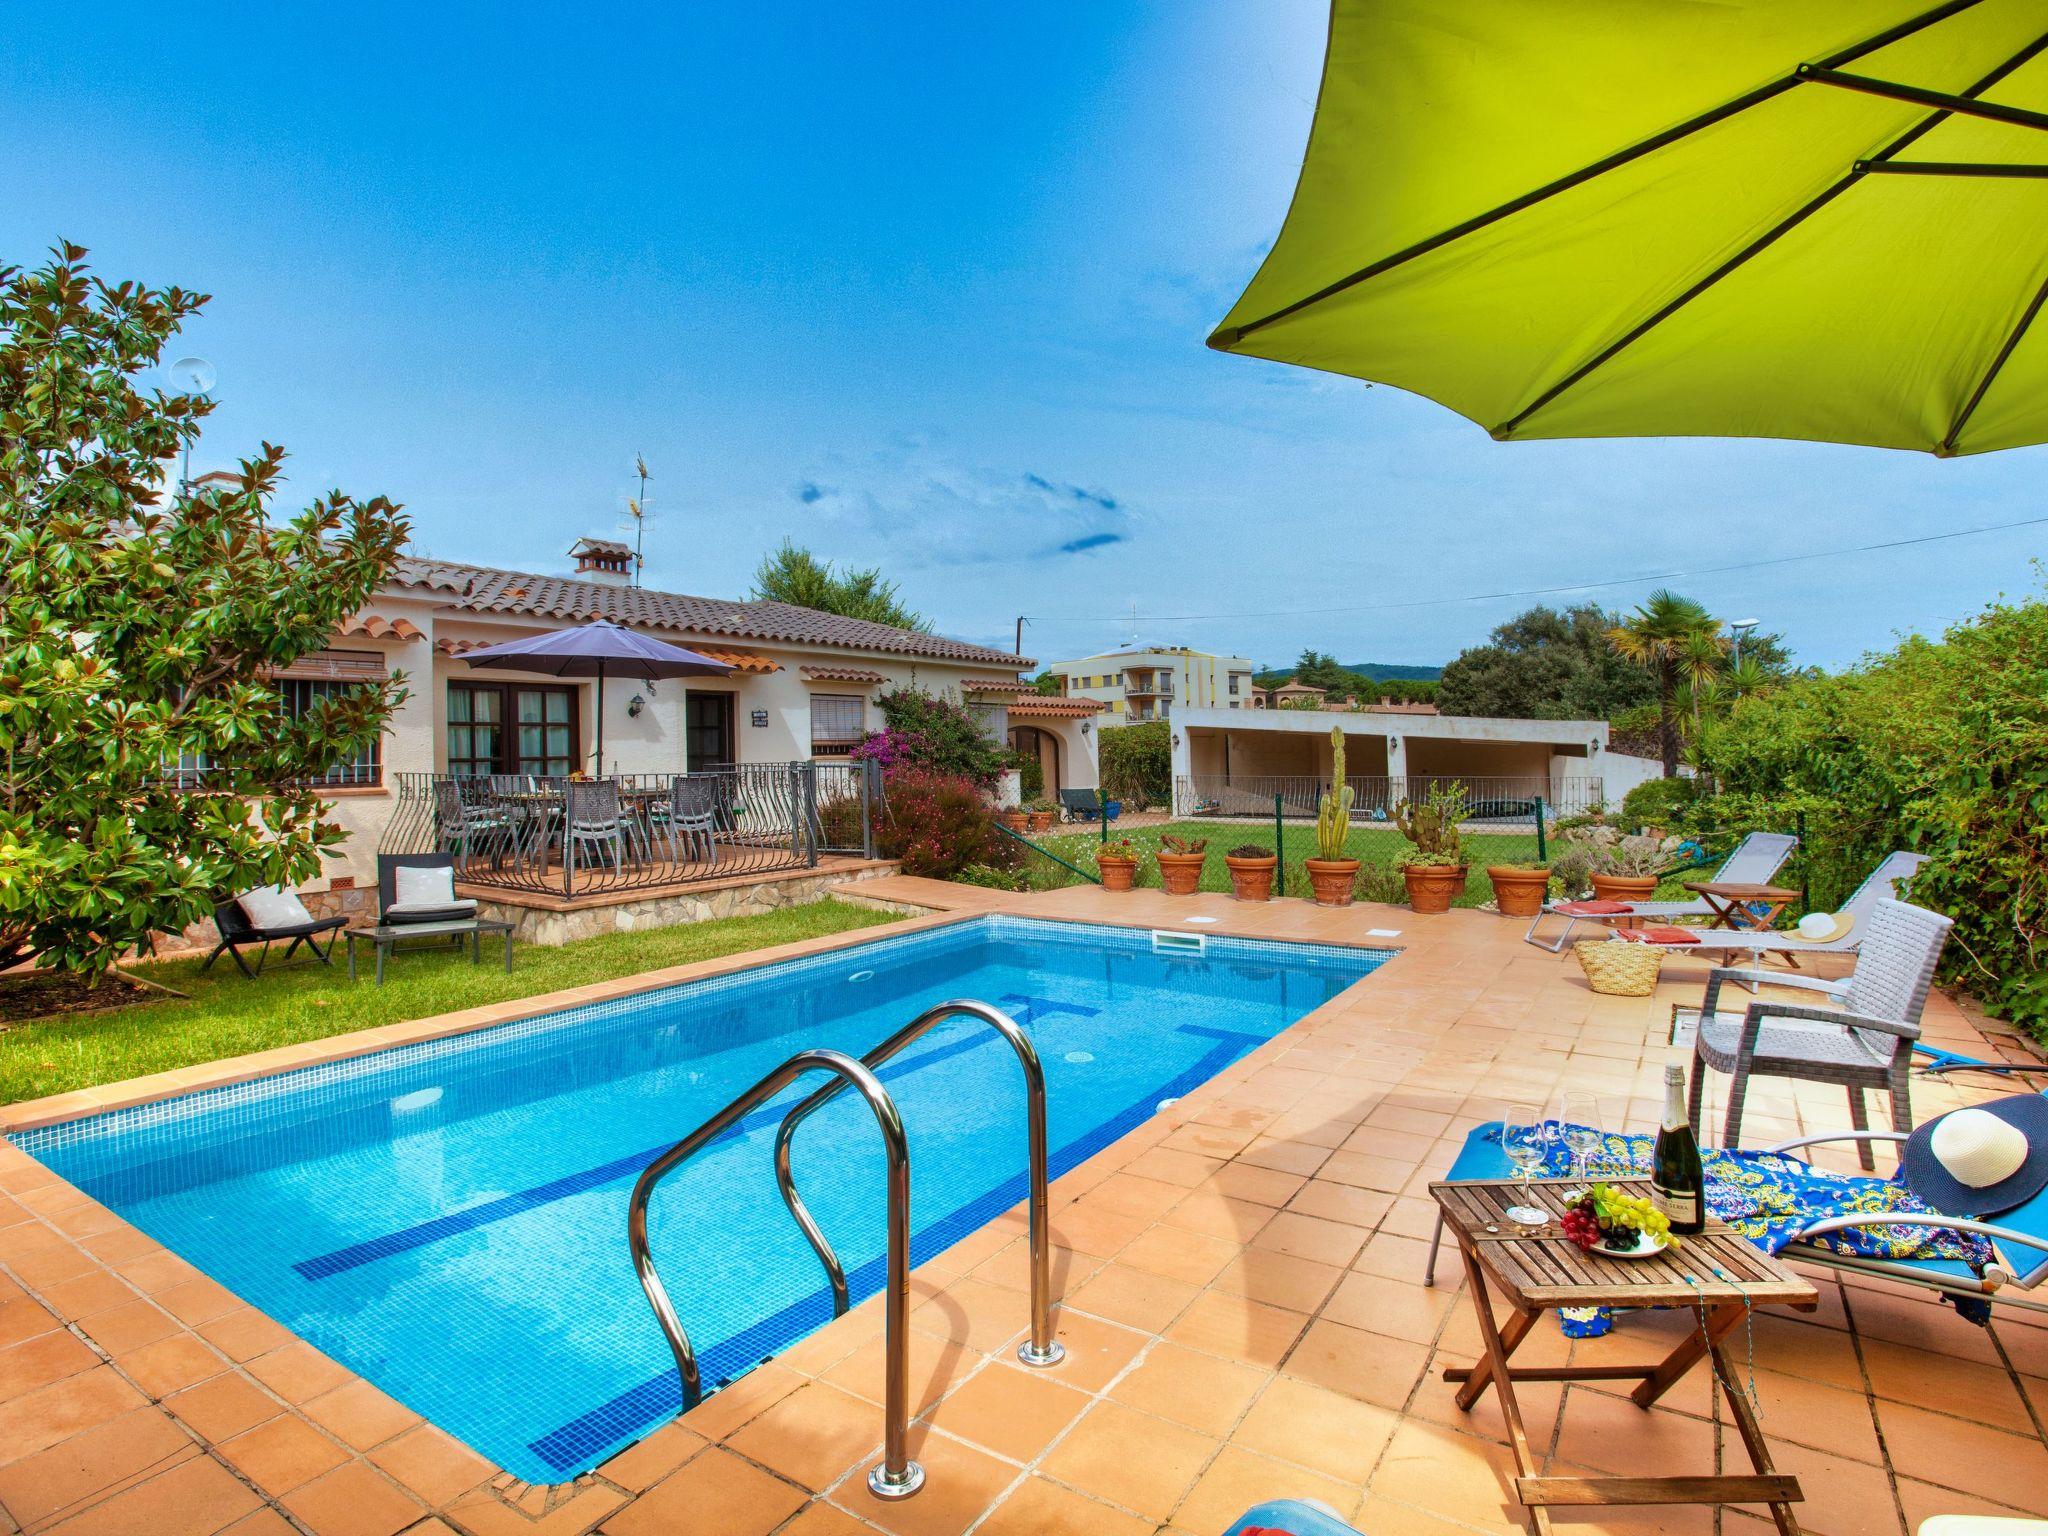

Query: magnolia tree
[[0, 244, 409, 974]]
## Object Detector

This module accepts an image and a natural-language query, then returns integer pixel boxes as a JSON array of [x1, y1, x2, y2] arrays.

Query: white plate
[[1587, 1231, 1672, 1260]]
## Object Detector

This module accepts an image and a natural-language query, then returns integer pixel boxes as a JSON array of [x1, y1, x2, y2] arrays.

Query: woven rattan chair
[[1679, 898, 1953, 1167]]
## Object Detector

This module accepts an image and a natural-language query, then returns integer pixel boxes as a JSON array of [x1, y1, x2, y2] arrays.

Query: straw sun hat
[[1903, 1097, 2048, 1217]]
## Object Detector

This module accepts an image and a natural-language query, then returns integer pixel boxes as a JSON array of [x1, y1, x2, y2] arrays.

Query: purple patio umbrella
[[461, 620, 733, 773]]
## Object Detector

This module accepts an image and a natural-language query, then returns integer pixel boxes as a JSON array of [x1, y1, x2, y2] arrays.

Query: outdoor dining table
[[1682, 880, 1801, 932], [489, 783, 674, 878], [1431, 1176, 1816, 1536]]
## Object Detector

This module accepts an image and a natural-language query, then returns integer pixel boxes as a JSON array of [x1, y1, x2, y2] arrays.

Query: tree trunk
[[1659, 661, 1680, 778]]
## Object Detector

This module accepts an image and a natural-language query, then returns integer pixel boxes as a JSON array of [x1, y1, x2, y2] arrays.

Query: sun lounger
[[1523, 830, 1798, 951], [1617, 852, 1927, 974]]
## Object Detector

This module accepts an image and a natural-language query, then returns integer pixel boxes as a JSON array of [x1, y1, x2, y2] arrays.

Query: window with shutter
[[810, 694, 864, 756]]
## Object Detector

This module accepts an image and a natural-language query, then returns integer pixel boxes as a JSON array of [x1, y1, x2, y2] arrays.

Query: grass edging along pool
[[8, 915, 1392, 1482]]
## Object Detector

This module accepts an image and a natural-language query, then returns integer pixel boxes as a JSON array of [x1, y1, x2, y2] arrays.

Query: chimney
[[569, 537, 635, 588]]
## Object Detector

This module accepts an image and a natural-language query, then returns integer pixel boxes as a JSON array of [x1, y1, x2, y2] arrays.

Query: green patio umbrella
[[1209, 1, 2048, 456]]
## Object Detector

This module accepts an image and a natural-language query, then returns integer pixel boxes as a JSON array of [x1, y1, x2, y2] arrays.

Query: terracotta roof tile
[[1006, 696, 1107, 719], [799, 665, 886, 684], [391, 556, 1029, 669], [961, 676, 1033, 693]]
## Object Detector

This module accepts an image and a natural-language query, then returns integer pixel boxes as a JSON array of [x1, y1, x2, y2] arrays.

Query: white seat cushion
[[386, 899, 478, 920], [238, 886, 314, 930], [394, 864, 458, 908]]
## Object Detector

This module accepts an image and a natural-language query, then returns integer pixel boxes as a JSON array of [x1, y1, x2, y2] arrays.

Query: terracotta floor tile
[[823, 1324, 980, 1415], [1114, 1224, 1239, 1287], [0, 1366, 149, 1463], [367, 1421, 496, 1506], [920, 1360, 1089, 1462], [1109, 1340, 1266, 1436], [1859, 1337, 2034, 1432], [676, 1360, 805, 1443], [43, 1451, 262, 1536], [1548, 1390, 1716, 1479], [279, 1460, 429, 1536], [1320, 1270, 1458, 1346], [1233, 1373, 1399, 1482], [1754, 1438, 1906, 1536], [605, 1445, 804, 1536], [1165, 1290, 1308, 1370], [1897, 1473, 2043, 1531], [244, 1340, 354, 1405], [1204, 1163, 1307, 1208], [1173, 1443, 1363, 1532], [299, 1378, 421, 1453], [1249, 1210, 1369, 1268], [115, 1333, 232, 1399], [972, 1472, 1154, 1536], [196, 1307, 298, 1365], [1286, 1180, 1395, 1229], [1161, 1191, 1275, 1243], [75, 1299, 179, 1357], [1367, 1418, 1522, 1531], [1065, 1260, 1199, 1334], [0, 1327, 99, 1400], [1039, 1400, 1215, 1522], [1210, 1250, 1343, 1312], [727, 1381, 886, 1492], [217, 1413, 352, 1494], [1874, 1399, 2048, 1512], [830, 1425, 1015, 1536], [1084, 1172, 1191, 1221], [163, 1371, 282, 1444], [0, 1294, 59, 1350], [0, 1405, 193, 1528], [1033, 1310, 1148, 1392], [775, 1503, 882, 1536], [1285, 1318, 1433, 1411]]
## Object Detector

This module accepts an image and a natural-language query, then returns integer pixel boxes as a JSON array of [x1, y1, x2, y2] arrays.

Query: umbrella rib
[[1210, 0, 1992, 347], [1802, 65, 2048, 133], [1493, 28, 2048, 440], [1940, 269, 2048, 454]]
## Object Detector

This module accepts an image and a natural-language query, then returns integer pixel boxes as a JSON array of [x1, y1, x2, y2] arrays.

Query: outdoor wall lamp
[[627, 694, 646, 718]]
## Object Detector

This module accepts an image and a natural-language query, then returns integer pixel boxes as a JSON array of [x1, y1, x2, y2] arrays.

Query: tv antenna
[[618, 454, 652, 587]]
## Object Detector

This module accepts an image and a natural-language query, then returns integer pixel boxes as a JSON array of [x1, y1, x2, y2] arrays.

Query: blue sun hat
[[1903, 1096, 2048, 1218]]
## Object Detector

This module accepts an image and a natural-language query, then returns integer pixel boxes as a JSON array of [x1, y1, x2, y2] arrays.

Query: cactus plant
[[1315, 727, 1354, 862], [1390, 781, 1471, 867]]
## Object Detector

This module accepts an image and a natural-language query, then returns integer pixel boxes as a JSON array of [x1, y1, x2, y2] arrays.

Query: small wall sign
[[751, 709, 769, 728]]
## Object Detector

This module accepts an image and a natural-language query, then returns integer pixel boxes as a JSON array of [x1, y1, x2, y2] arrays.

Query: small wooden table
[[1683, 880, 1800, 932], [1431, 1178, 1817, 1535]]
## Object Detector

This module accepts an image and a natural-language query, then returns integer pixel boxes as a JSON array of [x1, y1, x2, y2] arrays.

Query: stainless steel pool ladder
[[626, 998, 1063, 1502]]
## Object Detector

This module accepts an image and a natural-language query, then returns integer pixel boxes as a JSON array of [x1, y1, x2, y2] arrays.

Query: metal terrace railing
[[380, 761, 880, 899]]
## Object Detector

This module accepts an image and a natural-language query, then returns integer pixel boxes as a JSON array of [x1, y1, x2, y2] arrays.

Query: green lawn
[[0, 899, 903, 1105], [1027, 819, 1547, 907]]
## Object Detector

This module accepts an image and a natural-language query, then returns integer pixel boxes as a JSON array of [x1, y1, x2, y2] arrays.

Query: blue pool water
[[13, 916, 1389, 1480]]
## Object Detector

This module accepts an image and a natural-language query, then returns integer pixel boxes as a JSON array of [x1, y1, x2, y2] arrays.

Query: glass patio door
[[448, 682, 578, 777]]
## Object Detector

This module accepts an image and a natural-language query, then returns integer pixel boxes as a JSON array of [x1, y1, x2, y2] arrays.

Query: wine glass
[[1558, 1089, 1602, 1186], [1500, 1104, 1549, 1227]]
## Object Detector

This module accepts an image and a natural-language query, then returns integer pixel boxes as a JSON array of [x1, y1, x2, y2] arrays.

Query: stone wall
[[473, 863, 901, 946]]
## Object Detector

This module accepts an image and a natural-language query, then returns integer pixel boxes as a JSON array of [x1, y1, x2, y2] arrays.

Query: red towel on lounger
[[1616, 927, 1700, 946], [1555, 900, 1633, 914]]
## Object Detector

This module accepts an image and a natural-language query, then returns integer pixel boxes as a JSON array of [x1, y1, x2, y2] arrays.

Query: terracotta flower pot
[[1452, 867, 1470, 896], [1488, 865, 1550, 918], [1156, 850, 1207, 895], [997, 810, 1031, 833], [1225, 854, 1277, 902], [1098, 855, 1138, 892], [1028, 810, 1054, 833], [1403, 863, 1463, 914], [1305, 857, 1361, 907], [1590, 873, 1659, 904]]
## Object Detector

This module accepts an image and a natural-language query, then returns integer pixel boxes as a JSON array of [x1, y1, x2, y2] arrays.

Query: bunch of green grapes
[[1561, 1183, 1676, 1251]]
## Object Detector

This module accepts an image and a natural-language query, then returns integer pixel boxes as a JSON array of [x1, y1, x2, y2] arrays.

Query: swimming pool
[[13, 916, 1390, 1481]]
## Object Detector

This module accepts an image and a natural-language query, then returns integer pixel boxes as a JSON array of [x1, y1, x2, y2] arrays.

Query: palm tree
[[1677, 628, 1728, 740], [1606, 591, 1724, 777]]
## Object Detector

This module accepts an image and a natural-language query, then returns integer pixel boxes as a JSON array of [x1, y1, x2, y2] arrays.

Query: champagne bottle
[[1651, 1063, 1705, 1236]]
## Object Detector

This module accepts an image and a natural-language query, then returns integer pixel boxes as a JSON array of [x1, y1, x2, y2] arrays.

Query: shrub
[[854, 687, 1007, 787], [1161, 834, 1207, 855], [817, 794, 866, 850], [1685, 590, 2048, 1036], [1099, 720, 1169, 811], [1620, 775, 1703, 831], [1354, 862, 1409, 904], [955, 863, 1028, 891], [875, 769, 1013, 878]]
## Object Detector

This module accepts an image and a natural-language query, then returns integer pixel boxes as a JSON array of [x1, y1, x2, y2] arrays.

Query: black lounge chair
[[204, 894, 348, 979], [376, 853, 479, 926]]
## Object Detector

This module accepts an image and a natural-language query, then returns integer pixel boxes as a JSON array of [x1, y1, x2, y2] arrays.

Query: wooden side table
[[1430, 1177, 1817, 1536], [1683, 880, 1800, 932]]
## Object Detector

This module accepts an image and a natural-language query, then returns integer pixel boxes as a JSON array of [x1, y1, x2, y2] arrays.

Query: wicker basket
[[1574, 939, 1666, 997]]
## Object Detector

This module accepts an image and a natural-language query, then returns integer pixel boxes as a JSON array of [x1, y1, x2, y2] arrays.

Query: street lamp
[[166, 357, 216, 493], [1729, 617, 1759, 666]]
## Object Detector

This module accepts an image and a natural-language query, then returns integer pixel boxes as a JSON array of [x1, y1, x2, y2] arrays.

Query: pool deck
[[2, 878, 2045, 1536]]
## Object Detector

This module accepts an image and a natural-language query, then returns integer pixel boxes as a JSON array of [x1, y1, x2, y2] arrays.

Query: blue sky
[[5, 2, 2042, 671]]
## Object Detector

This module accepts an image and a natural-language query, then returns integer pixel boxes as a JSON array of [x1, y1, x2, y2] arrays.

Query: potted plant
[[1155, 834, 1208, 895], [1304, 728, 1360, 906], [1024, 799, 1055, 833], [997, 806, 1032, 833], [1588, 833, 1667, 905], [1487, 863, 1550, 918], [1096, 837, 1140, 892], [1391, 781, 1470, 914], [1224, 843, 1277, 902]]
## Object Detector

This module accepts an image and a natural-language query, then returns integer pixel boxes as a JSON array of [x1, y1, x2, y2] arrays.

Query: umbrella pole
[[595, 661, 605, 775]]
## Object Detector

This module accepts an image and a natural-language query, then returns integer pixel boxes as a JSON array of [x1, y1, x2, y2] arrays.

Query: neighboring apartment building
[[1045, 646, 1256, 723]]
